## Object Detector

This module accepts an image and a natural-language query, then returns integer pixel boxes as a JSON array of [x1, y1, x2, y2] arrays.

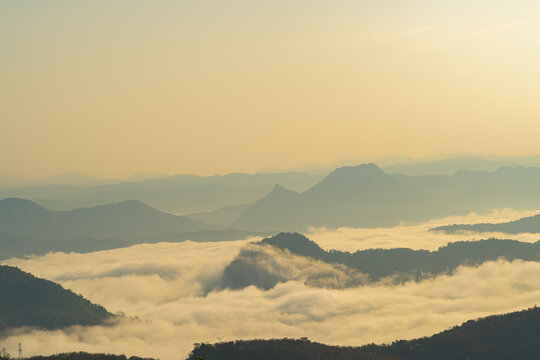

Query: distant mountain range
[[220, 232, 540, 290], [0, 265, 111, 332], [433, 213, 540, 234], [187, 306, 540, 360], [0, 198, 209, 239], [231, 164, 540, 231], [5, 160, 540, 231], [0, 198, 267, 259], [0, 172, 324, 214], [382, 155, 540, 176]]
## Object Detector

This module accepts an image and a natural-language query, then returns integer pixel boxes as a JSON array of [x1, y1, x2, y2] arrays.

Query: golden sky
[[1, 1, 539, 177]]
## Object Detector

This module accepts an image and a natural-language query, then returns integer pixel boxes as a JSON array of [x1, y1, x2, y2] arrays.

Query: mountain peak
[[307, 163, 387, 193], [261, 232, 325, 258], [271, 184, 288, 193], [332, 163, 385, 176]]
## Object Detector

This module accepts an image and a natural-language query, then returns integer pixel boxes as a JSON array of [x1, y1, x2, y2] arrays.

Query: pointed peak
[[272, 184, 287, 192], [269, 184, 297, 195]]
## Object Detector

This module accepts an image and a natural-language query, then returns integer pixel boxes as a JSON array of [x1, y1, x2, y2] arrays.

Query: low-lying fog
[[2, 208, 540, 360]]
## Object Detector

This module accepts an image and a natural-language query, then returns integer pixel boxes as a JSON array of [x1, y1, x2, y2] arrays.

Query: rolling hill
[[0, 198, 210, 240], [0, 198, 269, 259], [0, 265, 112, 332]]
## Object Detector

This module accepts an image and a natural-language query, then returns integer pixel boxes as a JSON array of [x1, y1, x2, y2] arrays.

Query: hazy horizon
[[4, 152, 540, 179]]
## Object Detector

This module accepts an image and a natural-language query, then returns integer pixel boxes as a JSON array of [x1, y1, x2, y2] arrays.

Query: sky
[[1, 1, 540, 178]]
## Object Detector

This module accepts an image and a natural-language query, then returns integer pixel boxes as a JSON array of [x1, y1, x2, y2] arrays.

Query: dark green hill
[[0, 172, 323, 214], [0, 265, 112, 332], [380, 306, 540, 360], [25, 353, 155, 360], [187, 306, 540, 360], [221, 232, 540, 289], [187, 339, 404, 360]]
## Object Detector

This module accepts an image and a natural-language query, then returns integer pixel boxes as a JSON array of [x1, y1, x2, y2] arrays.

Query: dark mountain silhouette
[[0, 172, 323, 214], [0, 198, 210, 240], [232, 164, 540, 231], [188, 339, 403, 360], [0, 199, 268, 259], [433, 213, 540, 234], [186, 306, 540, 360], [0, 265, 111, 332], [376, 306, 540, 360], [25, 353, 156, 360], [221, 232, 540, 290]]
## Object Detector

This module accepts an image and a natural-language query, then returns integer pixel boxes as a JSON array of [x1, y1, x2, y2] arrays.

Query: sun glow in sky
[[1, 1, 540, 177]]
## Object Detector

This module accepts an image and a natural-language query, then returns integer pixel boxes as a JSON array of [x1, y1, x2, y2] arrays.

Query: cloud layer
[[2, 208, 540, 360]]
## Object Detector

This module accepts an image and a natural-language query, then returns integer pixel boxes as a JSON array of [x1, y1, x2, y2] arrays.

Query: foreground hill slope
[[187, 306, 540, 360], [0, 265, 111, 331], [25, 353, 155, 360]]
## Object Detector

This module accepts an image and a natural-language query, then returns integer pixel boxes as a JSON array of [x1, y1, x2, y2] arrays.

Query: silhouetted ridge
[[186, 306, 540, 360], [306, 163, 387, 194], [188, 338, 403, 360], [233, 164, 540, 231], [0, 198, 210, 239], [220, 233, 540, 290], [322, 163, 385, 180], [270, 184, 289, 193], [433, 213, 540, 234], [0, 171, 323, 214], [0, 265, 112, 331], [26, 352, 156, 360], [261, 232, 326, 259]]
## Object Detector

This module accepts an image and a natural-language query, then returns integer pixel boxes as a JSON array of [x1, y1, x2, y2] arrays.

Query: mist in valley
[[3, 210, 540, 360]]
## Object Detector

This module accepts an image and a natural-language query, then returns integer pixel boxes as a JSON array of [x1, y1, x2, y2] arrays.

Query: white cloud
[[2, 208, 540, 360], [307, 207, 540, 252]]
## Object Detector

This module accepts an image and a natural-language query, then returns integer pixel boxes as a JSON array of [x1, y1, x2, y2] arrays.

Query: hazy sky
[[1, 1, 540, 177]]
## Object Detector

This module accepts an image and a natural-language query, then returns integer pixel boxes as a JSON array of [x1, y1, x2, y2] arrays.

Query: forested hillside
[[0, 266, 112, 332], [187, 306, 540, 360]]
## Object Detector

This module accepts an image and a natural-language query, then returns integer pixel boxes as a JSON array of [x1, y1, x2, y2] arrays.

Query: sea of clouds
[[2, 208, 540, 360]]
